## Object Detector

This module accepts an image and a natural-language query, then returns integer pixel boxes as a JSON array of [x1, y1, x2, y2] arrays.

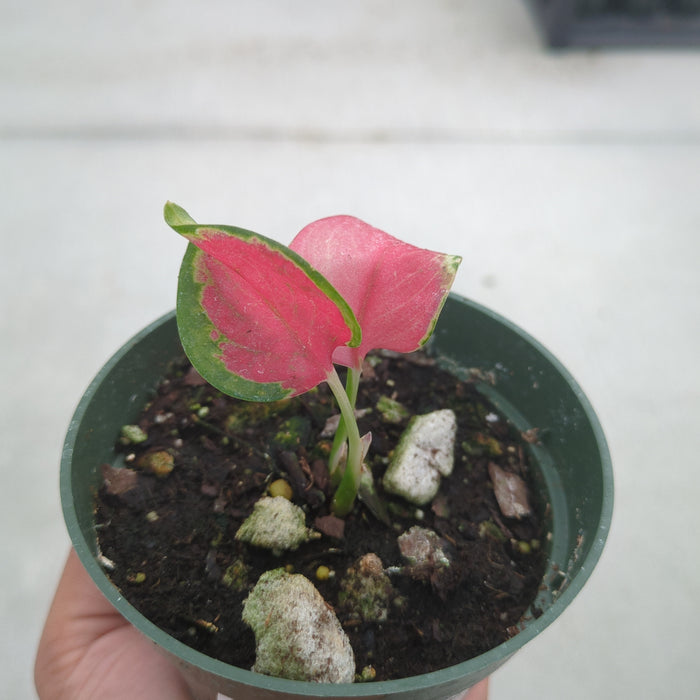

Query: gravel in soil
[[96, 349, 547, 681]]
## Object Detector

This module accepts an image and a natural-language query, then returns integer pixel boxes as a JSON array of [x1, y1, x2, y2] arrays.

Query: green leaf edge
[[166, 202, 363, 401], [177, 244, 296, 401], [416, 253, 463, 348]]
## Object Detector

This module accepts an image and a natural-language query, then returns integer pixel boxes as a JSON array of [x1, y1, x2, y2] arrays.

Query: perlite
[[242, 569, 355, 683], [382, 409, 456, 505], [235, 496, 319, 555]]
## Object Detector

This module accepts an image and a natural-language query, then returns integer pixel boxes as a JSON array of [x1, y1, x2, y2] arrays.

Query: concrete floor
[[2, 1, 699, 697]]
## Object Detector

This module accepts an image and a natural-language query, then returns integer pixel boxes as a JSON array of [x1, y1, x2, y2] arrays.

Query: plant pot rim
[[61, 293, 613, 697]]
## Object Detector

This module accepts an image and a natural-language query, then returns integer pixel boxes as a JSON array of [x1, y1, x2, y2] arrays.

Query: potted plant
[[60, 206, 613, 700]]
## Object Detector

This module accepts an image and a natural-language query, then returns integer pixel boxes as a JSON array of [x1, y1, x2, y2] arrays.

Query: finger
[[464, 677, 489, 700], [38, 549, 126, 652], [453, 678, 489, 700], [35, 548, 111, 690]]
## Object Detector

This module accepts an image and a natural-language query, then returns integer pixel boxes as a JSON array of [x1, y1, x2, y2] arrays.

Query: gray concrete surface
[[2, 1, 699, 697]]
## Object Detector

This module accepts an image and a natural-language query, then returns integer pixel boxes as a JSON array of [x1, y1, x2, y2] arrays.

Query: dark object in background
[[526, 0, 700, 47]]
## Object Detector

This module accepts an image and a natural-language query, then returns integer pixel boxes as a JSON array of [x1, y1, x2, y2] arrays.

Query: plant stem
[[326, 367, 364, 517], [328, 367, 361, 485]]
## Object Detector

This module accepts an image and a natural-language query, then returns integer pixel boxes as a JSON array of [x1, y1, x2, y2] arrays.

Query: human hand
[[35, 548, 215, 700], [461, 677, 489, 700], [36, 549, 488, 700]]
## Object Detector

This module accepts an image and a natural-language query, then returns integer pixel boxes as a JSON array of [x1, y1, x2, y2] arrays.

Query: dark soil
[[96, 350, 547, 682]]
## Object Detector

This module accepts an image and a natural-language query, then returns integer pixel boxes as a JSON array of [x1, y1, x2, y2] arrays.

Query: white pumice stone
[[235, 496, 319, 554], [242, 568, 355, 683], [382, 409, 457, 505]]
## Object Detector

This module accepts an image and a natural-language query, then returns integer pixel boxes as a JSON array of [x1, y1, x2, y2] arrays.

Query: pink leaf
[[290, 216, 461, 369], [166, 202, 360, 400]]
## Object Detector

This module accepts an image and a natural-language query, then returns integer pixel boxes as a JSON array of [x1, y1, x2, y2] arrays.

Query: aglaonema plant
[[164, 202, 461, 518]]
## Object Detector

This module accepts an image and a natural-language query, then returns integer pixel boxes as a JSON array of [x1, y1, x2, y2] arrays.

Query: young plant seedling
[[165, 202, 461, 518]]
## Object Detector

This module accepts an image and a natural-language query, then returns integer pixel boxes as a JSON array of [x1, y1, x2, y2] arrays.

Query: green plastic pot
[[61, 294, 613, 700]]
